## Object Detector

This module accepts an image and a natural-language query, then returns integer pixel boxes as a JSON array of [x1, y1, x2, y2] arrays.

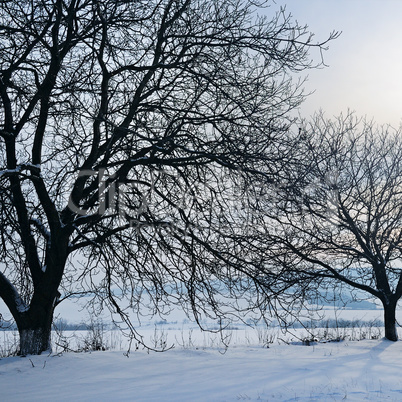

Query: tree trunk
[[19, 327, 52, 356], [17, 301, 55, 355], [383, 300, 398, 341]]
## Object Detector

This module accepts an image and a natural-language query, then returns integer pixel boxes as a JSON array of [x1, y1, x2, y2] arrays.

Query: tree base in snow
[[19, 329, 51, 356]]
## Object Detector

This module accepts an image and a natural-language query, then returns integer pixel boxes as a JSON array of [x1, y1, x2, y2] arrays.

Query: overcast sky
[[270, 0, 402, 127]]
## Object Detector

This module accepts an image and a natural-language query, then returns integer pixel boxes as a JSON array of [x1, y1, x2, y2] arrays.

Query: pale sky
[[271, 0, 402, 128]]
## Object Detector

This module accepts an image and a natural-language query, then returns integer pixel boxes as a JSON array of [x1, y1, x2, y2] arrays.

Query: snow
[[2, 333, 402, 401], [2, 296, 402, 400], [0, 167, 22, 177]]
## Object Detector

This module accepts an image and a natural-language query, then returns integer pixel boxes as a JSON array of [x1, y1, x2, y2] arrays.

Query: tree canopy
[[0, 0, 336, 354], [253, 113, 402, 341]]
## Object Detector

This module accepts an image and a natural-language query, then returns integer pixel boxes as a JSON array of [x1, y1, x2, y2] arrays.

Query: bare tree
[[253, 113, 402, 341], [0, 0, 336, 354]]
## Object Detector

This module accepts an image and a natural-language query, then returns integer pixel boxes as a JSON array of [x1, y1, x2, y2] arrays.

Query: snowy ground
[[2, 337, 402, 401], [2, 300, 402, 401]]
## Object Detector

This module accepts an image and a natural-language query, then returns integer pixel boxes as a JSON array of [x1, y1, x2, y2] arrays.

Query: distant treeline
[[0, 319, 107, 332]]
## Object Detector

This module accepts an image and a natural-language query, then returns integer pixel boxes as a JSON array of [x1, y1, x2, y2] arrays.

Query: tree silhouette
[[0, 0, 336, 354], [253, 113, 402, 341]]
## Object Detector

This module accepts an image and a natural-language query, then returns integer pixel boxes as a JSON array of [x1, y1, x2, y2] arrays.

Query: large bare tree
[[253, 113, 402, 341], [0, 0, 336, 354]]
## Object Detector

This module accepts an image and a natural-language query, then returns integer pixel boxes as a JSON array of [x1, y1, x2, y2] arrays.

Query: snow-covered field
[[2, 336, 402, 401], [2, 302, 402, 401]]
